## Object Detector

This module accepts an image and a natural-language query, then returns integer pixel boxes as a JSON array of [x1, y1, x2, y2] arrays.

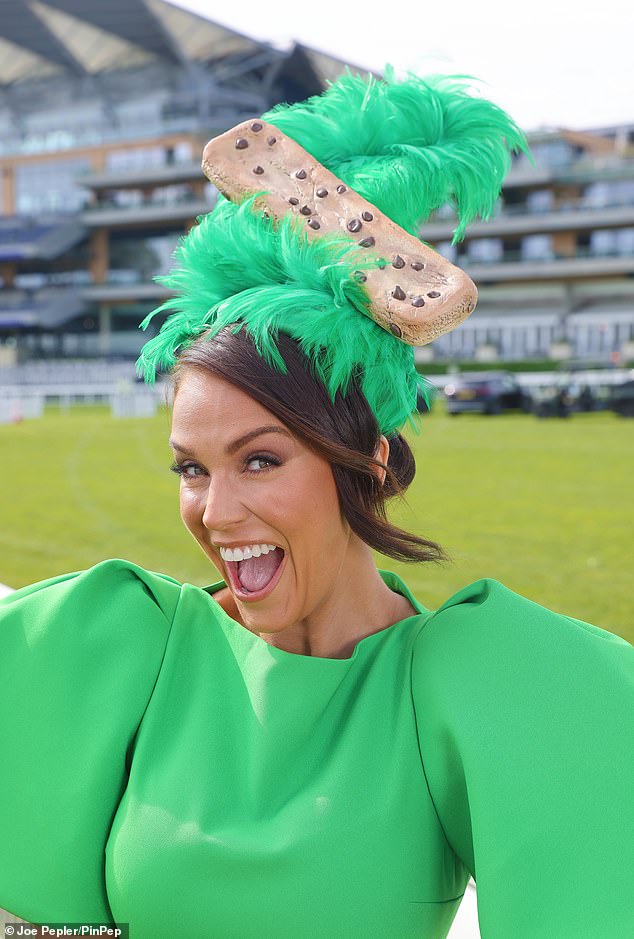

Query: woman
[[1, 73, 632, 939]]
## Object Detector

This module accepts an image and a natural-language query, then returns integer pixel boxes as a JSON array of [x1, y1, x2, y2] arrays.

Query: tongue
[[237, 548, 282, 592]]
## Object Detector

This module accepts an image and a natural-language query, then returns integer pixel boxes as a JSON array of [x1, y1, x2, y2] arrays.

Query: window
[[105, 146, 166, 172], [467, 239, 503, 263], [590, 229, 617, 256], [435, 241, 458, 263], [15, 157, 91, 214], [526, 189, 554, 213], [521, 235, 553, 261]]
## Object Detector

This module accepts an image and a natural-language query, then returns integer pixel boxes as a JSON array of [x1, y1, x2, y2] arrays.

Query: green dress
[[0, 558, 632, 938]]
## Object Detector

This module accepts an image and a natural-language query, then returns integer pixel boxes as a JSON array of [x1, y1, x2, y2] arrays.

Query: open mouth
[[223, 546, 286, 602]]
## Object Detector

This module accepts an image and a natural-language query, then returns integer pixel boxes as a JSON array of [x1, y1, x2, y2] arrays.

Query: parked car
[[607, 380, 634, 417], [443, 371, 533, 415], [556, 360, 625, 412], [532, 384, 574, 418], [567, 383, 598, 411]]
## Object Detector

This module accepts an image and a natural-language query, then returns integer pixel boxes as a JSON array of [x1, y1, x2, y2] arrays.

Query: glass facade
[[105, 141, 193, 172], [520, 140, 577, 169], [590, 227, 634, 256], [467, 238, 503, 263], [109, 232, 181, 282], [582, 180, 634, 208], [525, 189, 555, 213], [520, 235, 553, 261], [15, 158, 91, 213], [97, 183, 198, 210]]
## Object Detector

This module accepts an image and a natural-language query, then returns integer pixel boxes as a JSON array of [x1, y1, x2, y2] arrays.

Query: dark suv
[[444, 371, 533, 415], [608, 380, 634, 417]]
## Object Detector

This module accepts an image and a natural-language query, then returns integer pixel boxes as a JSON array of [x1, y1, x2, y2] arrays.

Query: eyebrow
[[169, 425, 292, 457]]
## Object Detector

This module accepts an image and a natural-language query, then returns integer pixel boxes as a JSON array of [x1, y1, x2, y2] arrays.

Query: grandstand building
[[427, 127, 634, 364], [0, 0, 364, 365], [0, 0, 633, 367]]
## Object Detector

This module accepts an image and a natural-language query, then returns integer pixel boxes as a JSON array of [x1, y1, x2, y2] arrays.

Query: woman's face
[[169, 367, 353, 635]]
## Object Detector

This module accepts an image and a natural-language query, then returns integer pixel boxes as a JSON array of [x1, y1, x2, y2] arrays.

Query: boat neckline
[[196, 568, 431, 663]]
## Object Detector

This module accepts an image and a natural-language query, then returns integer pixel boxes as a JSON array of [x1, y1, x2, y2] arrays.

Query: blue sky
[[172, 0, 632, 132]]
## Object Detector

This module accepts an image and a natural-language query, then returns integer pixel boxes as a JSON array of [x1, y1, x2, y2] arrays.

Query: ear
[[373, 434, 390, 486]]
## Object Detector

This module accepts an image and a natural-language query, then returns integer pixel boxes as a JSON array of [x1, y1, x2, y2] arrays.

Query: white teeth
[[219, 543, 280, 562]]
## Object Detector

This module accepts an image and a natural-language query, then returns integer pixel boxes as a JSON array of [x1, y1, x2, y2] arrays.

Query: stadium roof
[[0, 0, 359, 85]]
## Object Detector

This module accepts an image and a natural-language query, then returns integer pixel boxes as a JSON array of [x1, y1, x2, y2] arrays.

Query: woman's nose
[[201, 474, 247, 531]]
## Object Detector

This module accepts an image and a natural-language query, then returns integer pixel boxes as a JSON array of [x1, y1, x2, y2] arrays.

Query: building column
[[89, 228, 109, 283], [98, 303, 112, 356], [0, 261, 16, 288], [1, 166, 15, 215]]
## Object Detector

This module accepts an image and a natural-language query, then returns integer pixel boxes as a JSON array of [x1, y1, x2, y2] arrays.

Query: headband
[[136, 70, 527, 435]]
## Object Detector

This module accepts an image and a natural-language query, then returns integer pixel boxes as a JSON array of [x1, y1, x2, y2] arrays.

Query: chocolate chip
[[252, 165, 264, 175], [354, 271, 367, 283], [300, 205, 312, 216], [296, 169, 307, 179], [361, 211, 373, 221], [411, 261, 425, 271], [427, 291, 441, 298], [251, 122, 263, 132], [267, 136, 277, 146], [392, 286, 406, 301], [390, 323, 403, 338], [316, 187, 328, 198], [347, 218, 362, 233], [235, 138, 248, 149], [307, 219, 320, 230], [412, 296, 426, 307], [359, 236, 375, 248], [392, 255, 405, 269], [336, 184, 347, 193], [288, 197, 299, 205]]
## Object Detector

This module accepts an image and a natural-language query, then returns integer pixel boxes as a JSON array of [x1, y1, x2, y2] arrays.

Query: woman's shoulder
[[417, 575, 629, 648], [0, 557, 184, 663], [410, 575, 632, 712], [3, 556, 183, 610]]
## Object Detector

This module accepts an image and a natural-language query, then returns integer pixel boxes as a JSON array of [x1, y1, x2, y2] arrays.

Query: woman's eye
[[245, 455, 279, 473], [170, 461, 204, 479]]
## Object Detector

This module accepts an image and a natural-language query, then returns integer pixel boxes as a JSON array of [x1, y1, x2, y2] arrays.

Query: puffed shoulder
[[411, 578, 634, 939], [0, 558, 183, 925], [1, 556, 183, 616]]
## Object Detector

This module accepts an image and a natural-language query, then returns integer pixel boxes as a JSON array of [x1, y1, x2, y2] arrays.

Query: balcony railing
[[84, 192, 208, 212], [431, 195, 634, 227], [460, 245, 634, 266]]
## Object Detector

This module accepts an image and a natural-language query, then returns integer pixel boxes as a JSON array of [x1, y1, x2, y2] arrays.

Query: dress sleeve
[[410, 578, 634, 939], [0, 558, 181, 925]]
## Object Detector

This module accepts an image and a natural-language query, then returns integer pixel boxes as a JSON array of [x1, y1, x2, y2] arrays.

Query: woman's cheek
[[180, 485, 204, 527]]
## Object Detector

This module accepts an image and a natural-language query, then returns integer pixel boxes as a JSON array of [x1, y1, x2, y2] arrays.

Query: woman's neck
[[257, 537, 417, 659]]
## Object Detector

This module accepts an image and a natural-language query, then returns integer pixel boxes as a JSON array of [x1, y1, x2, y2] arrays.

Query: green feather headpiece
[[136, 70, 528, 435]]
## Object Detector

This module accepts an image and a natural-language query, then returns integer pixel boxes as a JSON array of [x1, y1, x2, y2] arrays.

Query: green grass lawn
[[1, 402, 632, 643]]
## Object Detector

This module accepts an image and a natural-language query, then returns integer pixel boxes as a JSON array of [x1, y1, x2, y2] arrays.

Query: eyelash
[[169, 453, 281, 480]]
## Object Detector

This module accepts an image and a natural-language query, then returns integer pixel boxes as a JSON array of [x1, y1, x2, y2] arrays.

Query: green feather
[[263, 69, 529, 241], [136, 198, 428, 435], [136, 71, 525, 434]]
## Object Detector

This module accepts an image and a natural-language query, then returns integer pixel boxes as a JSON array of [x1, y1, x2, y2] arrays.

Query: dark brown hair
[[169, 326, 447, 564]]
